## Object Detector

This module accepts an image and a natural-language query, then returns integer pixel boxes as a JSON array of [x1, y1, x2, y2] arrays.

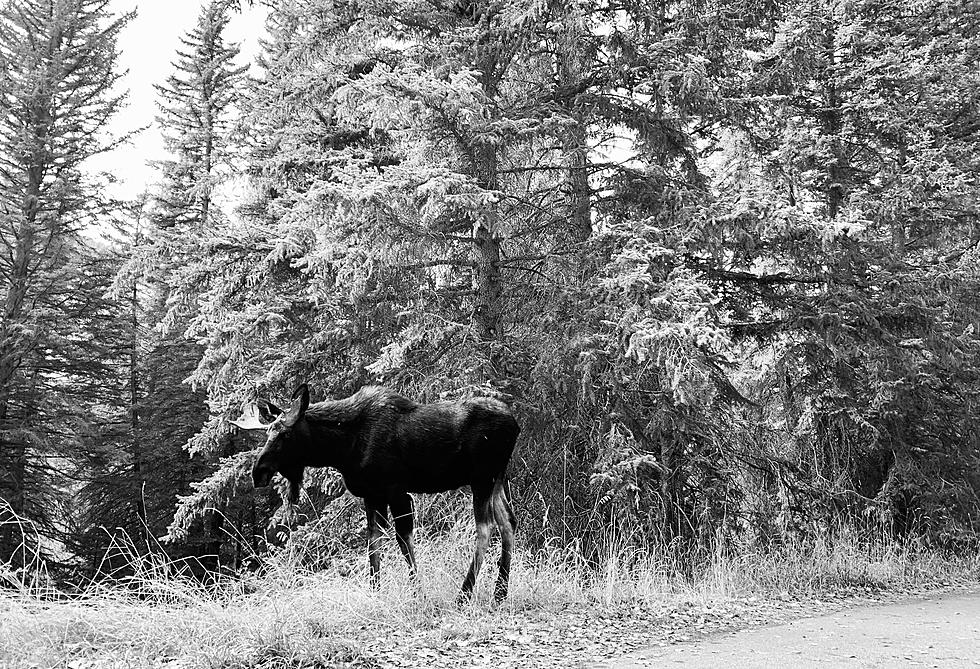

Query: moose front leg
[[390, 492, 418, 578], [364, 497, 389, 588]]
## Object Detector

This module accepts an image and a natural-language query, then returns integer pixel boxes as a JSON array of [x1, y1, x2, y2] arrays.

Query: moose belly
[[341, 453, 480, 498], [343, 469, 471, 497]]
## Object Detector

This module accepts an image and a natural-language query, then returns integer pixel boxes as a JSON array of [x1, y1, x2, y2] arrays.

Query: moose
[[232, 384, 520, 601]]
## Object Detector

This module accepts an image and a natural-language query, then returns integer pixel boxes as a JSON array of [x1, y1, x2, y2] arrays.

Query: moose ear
[[291, 383, 310, 417]]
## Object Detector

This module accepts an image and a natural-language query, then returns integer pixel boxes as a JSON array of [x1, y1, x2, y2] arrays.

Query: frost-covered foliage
[[12, 0, 978, 576], [147, 0, 980, 559], [0, 0, 135, 568], [100, 0, 257, 571], [701, 0, 980, 544]]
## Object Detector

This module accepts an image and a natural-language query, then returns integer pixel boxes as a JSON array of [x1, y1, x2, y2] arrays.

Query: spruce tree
[[0, 0, 132, 567], [152, 0, 246, 229], [700, 0, 980, 540], [163, 1, 749, 553], [164, 0, 980, 554], [108, 0, 249, 569]]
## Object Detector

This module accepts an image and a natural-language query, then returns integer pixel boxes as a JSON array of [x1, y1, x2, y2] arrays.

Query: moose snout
[[252, 464, 273, 488]]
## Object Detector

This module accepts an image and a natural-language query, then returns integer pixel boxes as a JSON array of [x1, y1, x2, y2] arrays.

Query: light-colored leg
[[491, 481, 516, 602], [390, 493, 418, 578], [459, 486, 492, 600]]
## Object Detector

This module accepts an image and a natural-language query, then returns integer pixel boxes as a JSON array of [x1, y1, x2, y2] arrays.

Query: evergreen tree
[[152, 0, 246, 230], [0, 0, 132, 566], [164, 0, 751, 553], [700, 0, 980, 541], [164, 0, 980, 556], [106, 0, 250, 570]]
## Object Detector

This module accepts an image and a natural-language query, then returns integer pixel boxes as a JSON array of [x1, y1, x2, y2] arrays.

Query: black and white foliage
[[2, 0, 979, 576]]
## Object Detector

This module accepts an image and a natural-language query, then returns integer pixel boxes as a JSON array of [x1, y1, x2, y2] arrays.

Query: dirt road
[[601, 590, 980, 668]]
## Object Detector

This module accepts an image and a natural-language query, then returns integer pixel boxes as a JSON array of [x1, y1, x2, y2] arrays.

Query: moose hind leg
[[491, 480, 516, 602], [459, 485, 492, 601], [390, 492, 417, 577], [365, 497, 389, 588]]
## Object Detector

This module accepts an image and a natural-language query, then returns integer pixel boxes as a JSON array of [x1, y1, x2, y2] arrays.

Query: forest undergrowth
[[2, 509, 977, 669]]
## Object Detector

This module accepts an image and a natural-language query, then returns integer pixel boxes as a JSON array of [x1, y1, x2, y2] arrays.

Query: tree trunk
[[470, 25, 504, 348], [822, 24, 845, 220], [554, 8, 592, 246], [0, 114, 47, 564], [129, 236, 148, 541]]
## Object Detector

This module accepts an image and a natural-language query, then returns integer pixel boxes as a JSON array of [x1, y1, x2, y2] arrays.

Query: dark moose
[[233, 384, 520, 601]]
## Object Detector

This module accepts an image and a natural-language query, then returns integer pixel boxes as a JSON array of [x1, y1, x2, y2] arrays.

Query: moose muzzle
[[252, 464, 273, 488]]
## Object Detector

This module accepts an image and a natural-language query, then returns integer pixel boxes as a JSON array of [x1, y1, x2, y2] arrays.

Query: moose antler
[[231, 403, 272, 431]]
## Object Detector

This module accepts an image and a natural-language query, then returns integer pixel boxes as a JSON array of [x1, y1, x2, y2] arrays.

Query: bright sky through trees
[[86, 1, 267, 201]]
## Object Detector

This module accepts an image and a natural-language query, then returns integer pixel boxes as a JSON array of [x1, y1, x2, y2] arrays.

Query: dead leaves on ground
[[338, 582, 967, 668], [339, 596, 832, 668]]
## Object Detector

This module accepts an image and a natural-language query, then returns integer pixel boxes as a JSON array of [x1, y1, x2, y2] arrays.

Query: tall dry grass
[[1, 508, 977, 668]]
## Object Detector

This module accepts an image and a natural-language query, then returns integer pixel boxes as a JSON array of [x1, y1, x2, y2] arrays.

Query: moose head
[[231, 384, 311, 503]]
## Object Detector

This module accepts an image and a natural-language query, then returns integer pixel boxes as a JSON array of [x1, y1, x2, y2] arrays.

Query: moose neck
[[301, 398, 363, 469]]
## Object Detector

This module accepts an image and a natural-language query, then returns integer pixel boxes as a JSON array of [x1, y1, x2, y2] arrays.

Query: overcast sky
[[86, 1, 269, 202]]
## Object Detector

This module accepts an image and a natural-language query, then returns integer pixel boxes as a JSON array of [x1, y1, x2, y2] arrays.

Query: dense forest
[[1, 0, 979, 581]]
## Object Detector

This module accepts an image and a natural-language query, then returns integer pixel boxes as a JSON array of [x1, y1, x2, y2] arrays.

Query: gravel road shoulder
[[596, 588, 980, 668]]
